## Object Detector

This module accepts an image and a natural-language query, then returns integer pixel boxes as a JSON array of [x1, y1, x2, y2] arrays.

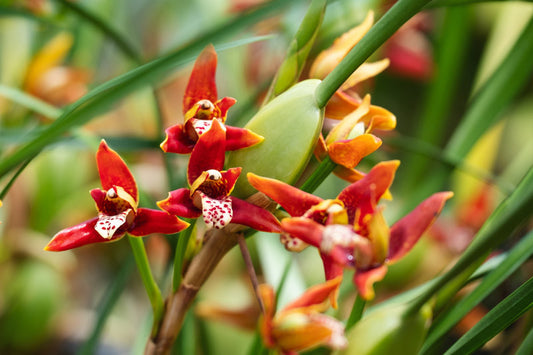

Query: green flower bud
[[226, 79, 324, 198]]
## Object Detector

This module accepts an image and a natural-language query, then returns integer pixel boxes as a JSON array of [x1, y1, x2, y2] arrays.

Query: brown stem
[[145, 192, 275, 355], [237, 233, 264, 313]]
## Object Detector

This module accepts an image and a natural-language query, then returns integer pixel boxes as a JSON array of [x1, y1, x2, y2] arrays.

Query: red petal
[[247, 173, 323, 216], [157, 188, 202, 218], [96, 140, 138, 203], [222, 167, 242, 195], [337, 160, 399, 224], [90, 188, 106, 212], [281, 217, 324, 248], [183, 44, 218, 114], [230, 197, 281, 233], [188, 119, 226, 185], [129, 208, 189, 236], [353, 265, 388, 300], [284, 277, 342, 312], [328, 134, 382, 168], [388, 191, 453, 263], [215, 97, 237, 121], [322, 254, 345, 281], [161, 124, 194, 154], [44, 217, 122, 251], [225, 126, 264, 150]]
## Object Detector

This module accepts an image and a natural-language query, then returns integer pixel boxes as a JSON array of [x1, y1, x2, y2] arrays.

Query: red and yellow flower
[[45, 140, 189, 251], [160, 44, 263, 154], [259, 277, 347, 355], [158, 119, 281, 232], [248, 162, 452, 299]]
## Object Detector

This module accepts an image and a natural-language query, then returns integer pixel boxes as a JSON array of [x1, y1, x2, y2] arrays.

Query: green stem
[[345, 294, 366, 330], [315, 0, 432, 108], [405, 167, 533, 316], [127, 236, 164, 337], [299, 156, 337, 193], [0, 156, 35, 200], [172, 218, 196, 292]]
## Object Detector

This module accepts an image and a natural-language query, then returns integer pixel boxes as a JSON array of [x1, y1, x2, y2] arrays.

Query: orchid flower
[[158, 119, 281, 232], [45, 141, 189, 251], [259, 277, 347, 355], [160, 44, 263, 154], [248, 162, 452, 299]]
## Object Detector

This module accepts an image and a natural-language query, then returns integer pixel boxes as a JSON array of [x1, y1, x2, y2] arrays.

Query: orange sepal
[[183, 44, 218, 114], [328, 134, 382, 168], [284, 276, 342, 312], [353, 265, 388, 300]]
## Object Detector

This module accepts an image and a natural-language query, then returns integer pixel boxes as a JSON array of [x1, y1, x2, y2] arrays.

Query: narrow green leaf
[[427, 0, 531, 8], [405, 167, 533, 314], [421, 230, 533, 354], [516, 325, 533, 355], [444, 276, 533, 355], [0, 84, 62, 119], [265, 0, 327, 101], [0, 0, 304, 179]]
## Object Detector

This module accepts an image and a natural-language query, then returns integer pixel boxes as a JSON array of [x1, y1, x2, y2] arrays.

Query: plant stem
[[346, 294, 366, 330], [238, 233, 264, 313], [127, 236, 165, 338], [172, 218, 196, 292], [315, 0, 433, 108], [404, 167, 533, 316], [300, 156, 337, 193]]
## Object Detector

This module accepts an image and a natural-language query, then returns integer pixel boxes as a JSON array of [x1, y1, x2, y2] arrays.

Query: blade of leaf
[[443, 276, 533, 355], [516, 325, 533, 355], [421, 229, 533, 354], [0, 0, 304, 179], [0, 84, 62, 119], [264, 0, 327, 102]]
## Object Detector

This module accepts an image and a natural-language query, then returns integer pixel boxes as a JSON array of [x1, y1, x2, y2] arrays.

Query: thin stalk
[[0, 84, 62, 119], [238, 234, 264, 313], [275, 257, 293, 308], [0, 156, 35, 200], [128, 236, 165, 338], [404, 167, 533, 316], [299, 156, 337, 193], [315, 0, 433, 108], [172, 218, 196, 292], [345, 294, 366, 330]]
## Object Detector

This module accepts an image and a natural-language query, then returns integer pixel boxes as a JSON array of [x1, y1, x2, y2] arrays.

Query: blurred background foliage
[[0, 0, 532, 354]]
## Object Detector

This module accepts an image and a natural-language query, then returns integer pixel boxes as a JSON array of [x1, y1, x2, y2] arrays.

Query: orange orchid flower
[[259, 277, 347, 354], [45, 141, 189, 251], [160, 44, 263, 154], [158, 120, 281, 232], [249, 162, 452, 299]]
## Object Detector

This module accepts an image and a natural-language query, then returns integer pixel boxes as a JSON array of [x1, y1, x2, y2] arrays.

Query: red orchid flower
[[160, 44, 263, 154], [259, 277, 347, 355], [45, 141, 189, 252], [248, 162, 452, 299], [158, 119, 281, 232]]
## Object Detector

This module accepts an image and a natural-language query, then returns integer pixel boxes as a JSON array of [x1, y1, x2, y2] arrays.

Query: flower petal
[[353, 264, 388, 300], [96, 140, 138, 203], [157, 188, 202, 218], [95, 210, 132, 239], [309, 11, 374, 80], [340, 59, 390, 91], [200, 193, 233, 229], [328, 134, 382, 168], [183, 44, 218, 114], [247, 173, 323, 216], [388, 191, 453, 263], [45, 217, 123, 251], [215, 97, 237, 122], [222, 167, 242, 195], [284, 277, 342, 312], [258, 284, 276, 348], [188, 119, 226, 185], [321, 254, 345, 281], [338, 160, 399, 224], [225, 126, 264, 151], [326, 95, 371, 144], [230, 197, 282, 233], [129, 208, 189, 236], [160, 124, 194, 154]]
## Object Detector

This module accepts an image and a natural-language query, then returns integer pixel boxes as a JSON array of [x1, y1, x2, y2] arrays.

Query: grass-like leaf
[[443, 276, 533, 355], [0, 84, 62, 119], [421, 230, 533, 354]]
